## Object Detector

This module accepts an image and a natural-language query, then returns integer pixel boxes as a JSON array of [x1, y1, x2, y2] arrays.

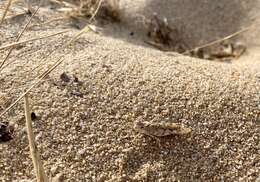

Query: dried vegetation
[[58, 0, 121, 21]]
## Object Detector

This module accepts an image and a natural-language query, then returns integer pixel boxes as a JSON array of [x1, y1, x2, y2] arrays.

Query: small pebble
[[60, 72, 71, 83], [71, 90, 83, 97], [31, 112, 37, 121], [0, 122, 13, 143]]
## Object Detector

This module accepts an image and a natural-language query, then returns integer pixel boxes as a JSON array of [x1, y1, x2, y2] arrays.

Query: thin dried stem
[[89, 0, 103, 22], [184, 23, 257, 54], [28, 17, 69, 29], [0, 0, 13, 25], [0, 5, 41, 70], [24, 94, 48, 182], [0, 57, 63, 118], [0, 22, 96, 118], [0, 30, 68, 51]]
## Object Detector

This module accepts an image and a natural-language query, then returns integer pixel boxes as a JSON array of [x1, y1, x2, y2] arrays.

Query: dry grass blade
[[0, 31, 68, 72], [68, 24, 95, 43], [28, 17, 68, 29], [24, 23, 96, 81], [0, 0, 12, 25], [0, 5, 41, 71], [89, 0, 103, 22], [0, 23, 94, 118], [24, 94, 49, 182], [0, 30, 69, 51], [16, 6, 40, 39], [184, 23, 257, 54], [0, 30, 68, 74], [0, 57, 63, 118], [62, 0, 120, 21], [30, 25, 93, 76]]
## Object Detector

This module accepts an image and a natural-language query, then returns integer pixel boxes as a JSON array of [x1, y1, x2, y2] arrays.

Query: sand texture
[[0, 0, 259, 181]]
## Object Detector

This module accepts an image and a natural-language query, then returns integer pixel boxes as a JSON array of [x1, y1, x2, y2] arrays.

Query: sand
[[0, 0, 259, 181]]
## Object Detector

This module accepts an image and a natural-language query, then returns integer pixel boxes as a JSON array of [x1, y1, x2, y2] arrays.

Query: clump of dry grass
[[98, 0, 120, 21], [60, 0, 121, 21]]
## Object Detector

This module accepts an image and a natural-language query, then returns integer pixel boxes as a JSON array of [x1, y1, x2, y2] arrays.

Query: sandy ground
[[0, 1, 259, 181]]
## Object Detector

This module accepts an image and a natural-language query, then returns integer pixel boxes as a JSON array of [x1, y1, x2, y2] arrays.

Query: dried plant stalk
[[62, 0, 120, 21], [0, 30, 68, 51], [79, 0, 101, 17], [0, 5, 40, 70], [0, 0, 13, 25], [24, 94, 48, 182]]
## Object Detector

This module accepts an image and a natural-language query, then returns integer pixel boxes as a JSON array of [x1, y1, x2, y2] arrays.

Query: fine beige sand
[[0, 0, 259, 181]]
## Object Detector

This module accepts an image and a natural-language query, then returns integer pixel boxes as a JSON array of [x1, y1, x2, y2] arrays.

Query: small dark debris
[[71, 90, 83, 97], [26, 10, 32, 16], [60, 72, 71, 83], [73, 75, 79, 83], [15, 44, 25, 50], [102, 64, 112, 73], [31, 112, 37, 121], [73, 75, 83, 85], [0, 122, 14, 143], [130, 32, 134, 36]]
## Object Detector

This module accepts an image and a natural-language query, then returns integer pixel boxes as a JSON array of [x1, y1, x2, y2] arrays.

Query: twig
[[0, 5, 41, 71], [0, 0, 12, 25], [24, 94, 48, 182]]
